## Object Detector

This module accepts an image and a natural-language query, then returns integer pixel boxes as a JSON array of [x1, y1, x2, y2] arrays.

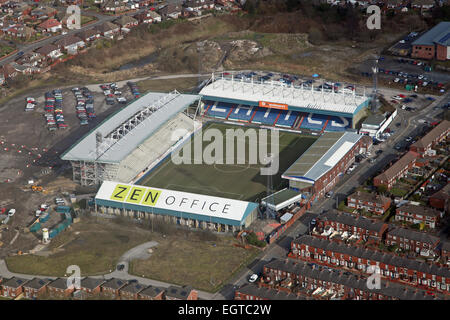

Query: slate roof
[[139, 285, 164, 298], [165, 285, 194, 299], [101, 278, 128, 290], [319, 211, 386, 233], [293, 235, 450, 279], [23, 278, 51, 290], [1, 277, 29, 289], [411, 120, 450, 150], [387, 226, 440, 246], [397, 204, 441, 218], [120, 282, 146, 294], [237, 283, 307, 300], [80, 277, 105, 290]]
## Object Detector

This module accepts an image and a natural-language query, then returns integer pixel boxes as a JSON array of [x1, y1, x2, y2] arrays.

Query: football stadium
[[61, 72, 372, 233]]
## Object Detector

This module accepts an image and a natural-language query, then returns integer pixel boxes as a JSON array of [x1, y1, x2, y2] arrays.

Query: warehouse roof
[[200, 77, 369, 116], [412, 22, 450, 46], [95, 181, 258, 226], [61, 91, 200, 163], [261, 188, 303, 211], [282, 132, 362, 183]]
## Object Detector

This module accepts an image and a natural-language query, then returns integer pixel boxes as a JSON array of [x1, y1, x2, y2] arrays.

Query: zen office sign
[[96, 181, 250, 221]]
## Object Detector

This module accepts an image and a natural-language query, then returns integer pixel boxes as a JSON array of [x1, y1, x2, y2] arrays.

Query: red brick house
[[47, 278, 75, 298], [373, 151, 419, 190], [314, 211, 388, 243], [165, 285, 198, 300], [235, 283, 305, 300], [441, 241, 450, 264], [119, 282, 146, 300], [385, 227, 440, 255], [261, 258, 438, 300], [347, 191, 391, 215], [429, 183, 450, 212], [80, 277, 105, 298], [37, 18, 62, 33], [76, 28, 101, 43], [101, 278, 127, 299], [395, 204, 441, 229], [1, 277, 28, 298], [22, 278, 51, 299], [410, 120, 450, 153], [138, 285, 165, 300], [290, 235, 450, 293]]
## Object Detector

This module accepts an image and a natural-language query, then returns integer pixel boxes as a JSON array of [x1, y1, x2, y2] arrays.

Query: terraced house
[[290, 235, 450, 293], [235, 283, 307, 300], [314, 211, 388, 243], [260, 259, 441, 300], [395, 204, 441, 229], [22, 278, 51, 299], [1, 277, 28, 298], [373, 151, 419, 190], [385, 227, 440, 256], [347, 191, 391, 216]]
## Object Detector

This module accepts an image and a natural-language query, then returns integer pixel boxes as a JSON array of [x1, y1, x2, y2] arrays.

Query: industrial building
[[94, 181, 258, 232], [61, 90, 201, 186], [281, 132, 372, 198], [411, 21, 450, 61]]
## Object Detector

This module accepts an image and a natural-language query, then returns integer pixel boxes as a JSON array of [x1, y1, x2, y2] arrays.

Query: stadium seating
[[116, 113, 197, 182], [206, 101, 233, 119], [300, 113, 329, 131], [228, 105, 255, 122], [275, 110, 299, 128], [325, 116, 351, 132], [250, 107, 280, 125]]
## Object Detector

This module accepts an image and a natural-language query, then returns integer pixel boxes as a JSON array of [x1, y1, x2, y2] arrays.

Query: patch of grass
[[390, 187, 408, 197], [129, 237, 259, 292], [137, 77, 199, 94], [81, 15, 96, 26], [5, 219, 153, 276], [0, 45, 15, 57], [139, 122, 317, 201]]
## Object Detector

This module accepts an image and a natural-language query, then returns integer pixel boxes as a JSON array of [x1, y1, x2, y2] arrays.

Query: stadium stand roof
[[412, 21, 450, 46], [61, 92, 200, 163], [200, 77, 369, 116], [282, 132, 362, 183], [95, 181, 258, 226]]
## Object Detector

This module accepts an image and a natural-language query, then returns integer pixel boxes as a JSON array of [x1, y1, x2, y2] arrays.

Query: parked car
[[248, 274, 258, 283]]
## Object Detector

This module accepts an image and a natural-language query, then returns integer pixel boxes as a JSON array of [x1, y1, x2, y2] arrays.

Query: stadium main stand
[[251, 107, 280, 125], [275, 110, 300, 128], [228, 105, 255, 122], [300, 113, 329, 131], [325, 116, 351, 132], [205, 101, 234, 119]]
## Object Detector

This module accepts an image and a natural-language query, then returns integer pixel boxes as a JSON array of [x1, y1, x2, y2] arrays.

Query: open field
[[5, 219, 154, 276], [139, 122, 317, 201], [129, 235, 260, 293], [136, 77, 199, 94]]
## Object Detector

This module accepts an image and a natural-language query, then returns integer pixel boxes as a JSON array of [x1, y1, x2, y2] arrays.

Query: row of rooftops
[[0, 276, 195, 299], [348, 190, 391, 206], [374, 151, 419, 183], [410, 120, 450, 150], [317, 210, 444, 248], [397, 203, 441, 217], [263, 258, 444, 300], [292, 235, 450, 278]]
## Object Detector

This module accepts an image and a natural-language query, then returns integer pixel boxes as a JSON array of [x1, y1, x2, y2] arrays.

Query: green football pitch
[[139, 122, 317, 202]]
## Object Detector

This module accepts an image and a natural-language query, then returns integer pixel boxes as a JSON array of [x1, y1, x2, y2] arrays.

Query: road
[[0, 7, 150, 68]]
